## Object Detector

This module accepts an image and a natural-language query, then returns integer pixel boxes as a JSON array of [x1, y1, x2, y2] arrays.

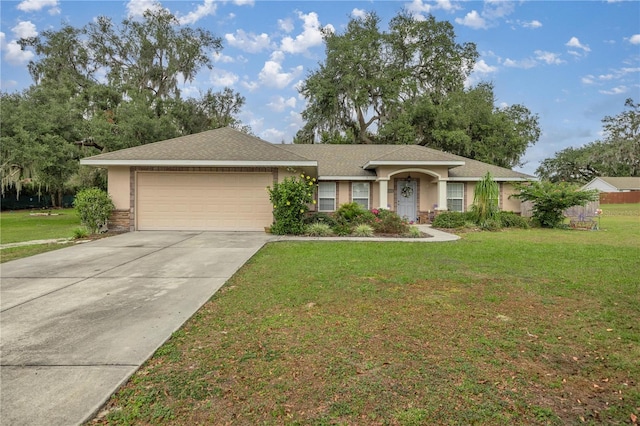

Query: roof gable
[[598, 176, 640, 190]]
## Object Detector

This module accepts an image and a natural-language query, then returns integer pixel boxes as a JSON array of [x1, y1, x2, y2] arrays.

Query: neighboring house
[[581, 176, 640, 192], [80, 127, 534, 231]]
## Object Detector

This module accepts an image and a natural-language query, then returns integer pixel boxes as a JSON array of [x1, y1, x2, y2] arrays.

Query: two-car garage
[[136, 172, 274, 231]]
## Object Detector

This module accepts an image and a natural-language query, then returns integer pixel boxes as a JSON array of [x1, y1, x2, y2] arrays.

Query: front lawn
[[93, 207, 640, 425]]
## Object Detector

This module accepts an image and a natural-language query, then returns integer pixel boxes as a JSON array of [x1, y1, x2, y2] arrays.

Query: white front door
[[396, 180, 417, 221]]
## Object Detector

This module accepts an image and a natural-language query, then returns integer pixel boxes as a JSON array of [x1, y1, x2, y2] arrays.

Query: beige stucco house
[[80, 127, 534, 231]]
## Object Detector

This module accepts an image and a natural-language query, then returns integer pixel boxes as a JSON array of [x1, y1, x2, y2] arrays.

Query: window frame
[[447, 182, 464, 212], [351, 182, 370, 210], [318, 181, 336, 212]]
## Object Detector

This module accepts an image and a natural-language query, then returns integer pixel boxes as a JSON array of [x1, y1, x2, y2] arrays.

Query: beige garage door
[[136, 172, 273, 231]]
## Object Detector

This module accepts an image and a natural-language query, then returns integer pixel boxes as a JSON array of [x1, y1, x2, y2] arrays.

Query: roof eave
[[363, 160, 465, 169], [80, 159, 318, 167], [447, 176, 537, 182], [317, 175, 376, 181]]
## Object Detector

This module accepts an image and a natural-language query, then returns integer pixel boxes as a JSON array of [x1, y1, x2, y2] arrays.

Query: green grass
[[91, 205, 640, 426], [1, 208, 81, 244], [0, 208, 82, 262]]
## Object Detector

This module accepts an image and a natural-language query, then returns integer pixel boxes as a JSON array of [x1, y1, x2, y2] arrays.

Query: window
[[318, 182, 336, 211], [447, 183, 464, 212], [352, 182, 370, 210]]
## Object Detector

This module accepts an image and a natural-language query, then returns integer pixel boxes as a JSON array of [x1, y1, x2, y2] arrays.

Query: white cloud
[[599, 85, 628, 95], [482, 0, 515, 19], [267, 96, 297, 112], [534, 50, 564, 65], [351, 8, 367, 19], [473, 59, 498, 74], [503, 57, 536, 69], [225, 30, 272, 53], [241, 80, 260, 92], [126, 0, 162, 18], [407, 0, 460, 15], [598, 74, 614, 81], [629, 34, 640, 45], [233, 0, 254, 5], [278, 18, 294, 33], [178, 0, 217, 25], [258, 53, 303, 89], [0, 32, 35, 65], [581, 75, 595, 85], [522, 20, 542, 29], [12, 21, 38, 39], [212, 52, 234, 63], [280, 11, 334, 55], [16, 0, 58, 12], [566, 37, 591, 52], [210, 69, 238, 87], [261, 128, 286, 142], [455, 11, 487, 30]]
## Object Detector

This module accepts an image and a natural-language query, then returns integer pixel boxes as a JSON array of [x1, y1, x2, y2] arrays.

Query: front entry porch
[[376, 171, 448, 223]]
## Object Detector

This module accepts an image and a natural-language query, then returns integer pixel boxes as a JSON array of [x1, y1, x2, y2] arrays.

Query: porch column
[[437, 179, 448, 211], [378, 179, 389, 209]]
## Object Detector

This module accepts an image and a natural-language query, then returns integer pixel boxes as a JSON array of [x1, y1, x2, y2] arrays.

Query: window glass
[[318, 182, 336, 211], [447, 183, 464, 212], [352, 182, 370, 210]]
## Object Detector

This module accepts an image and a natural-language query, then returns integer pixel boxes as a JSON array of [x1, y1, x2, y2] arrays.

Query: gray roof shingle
[[81, 127, 534, 180]]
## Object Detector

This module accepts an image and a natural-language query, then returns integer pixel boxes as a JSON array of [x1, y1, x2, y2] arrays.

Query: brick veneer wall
[[108, 209, 130, 231]]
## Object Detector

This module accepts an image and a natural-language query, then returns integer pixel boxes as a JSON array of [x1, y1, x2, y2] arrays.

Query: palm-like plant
[[472, 172, 500, 226]]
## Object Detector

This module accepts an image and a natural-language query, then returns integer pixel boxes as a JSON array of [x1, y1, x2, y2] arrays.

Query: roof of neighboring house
[[592, 176, 640, 190], [80, 127, 315, 166], [80, 127, 535, 180]]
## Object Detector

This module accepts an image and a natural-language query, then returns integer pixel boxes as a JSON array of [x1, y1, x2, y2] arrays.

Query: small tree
[[471, 172, 499, 227], [73, 188, 114, 234], [267, 174, 316, 235], [511, 181, 598, 228]]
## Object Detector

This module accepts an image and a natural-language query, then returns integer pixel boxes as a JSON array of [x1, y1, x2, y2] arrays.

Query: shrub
[[73, 188, 114, 234], [372, 209, 410, 234], [499, 211, 530, 229], [305, 223, 333, 237], [333, 223, 352, 236], [304, 212, 337, 228], [432, 211, 469, 228], [335, 202, 374, 225], [471, 172, 500, 226], [405, 226, 423, 238], [511, 181, 598, 228], [267, 174, 316, 235], [353, 224, 374, 237], [73, 227, 89, 239]]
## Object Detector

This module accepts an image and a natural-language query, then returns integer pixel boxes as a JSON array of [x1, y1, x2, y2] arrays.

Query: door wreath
[[401, 184, 413, 198]]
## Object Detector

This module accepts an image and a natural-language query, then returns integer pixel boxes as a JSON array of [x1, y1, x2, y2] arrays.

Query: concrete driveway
[[0, 231, 271, 426]]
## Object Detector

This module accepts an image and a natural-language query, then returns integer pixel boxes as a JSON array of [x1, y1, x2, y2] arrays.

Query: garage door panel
[[137, 172, 273, 231]]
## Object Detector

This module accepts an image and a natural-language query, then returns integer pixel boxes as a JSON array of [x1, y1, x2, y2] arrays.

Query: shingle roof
[[80, 127, 534, 180], [282, 144, 533, 180], [598, 177, 640, 190], [81, 127, 314, 165]]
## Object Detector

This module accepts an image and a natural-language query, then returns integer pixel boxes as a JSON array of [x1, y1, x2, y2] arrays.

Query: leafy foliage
[[371, 209, 410, 234], [267, 174, 316, 235], [73, 188, 114, 234], [295, 11, 540, 168], [471, 172, 500, 226], [511, 181, 598, 228], [537, 98, 639, 182], [305, 223, 333, 237], [335, 202, 374, 226], [431, 211, 473, 228], [498, 212, 530, 229], [3, 8, 247, 204], [353, 224, 374, 237]]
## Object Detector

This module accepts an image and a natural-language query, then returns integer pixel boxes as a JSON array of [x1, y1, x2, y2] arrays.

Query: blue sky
[[1, 0, 639, 175]]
